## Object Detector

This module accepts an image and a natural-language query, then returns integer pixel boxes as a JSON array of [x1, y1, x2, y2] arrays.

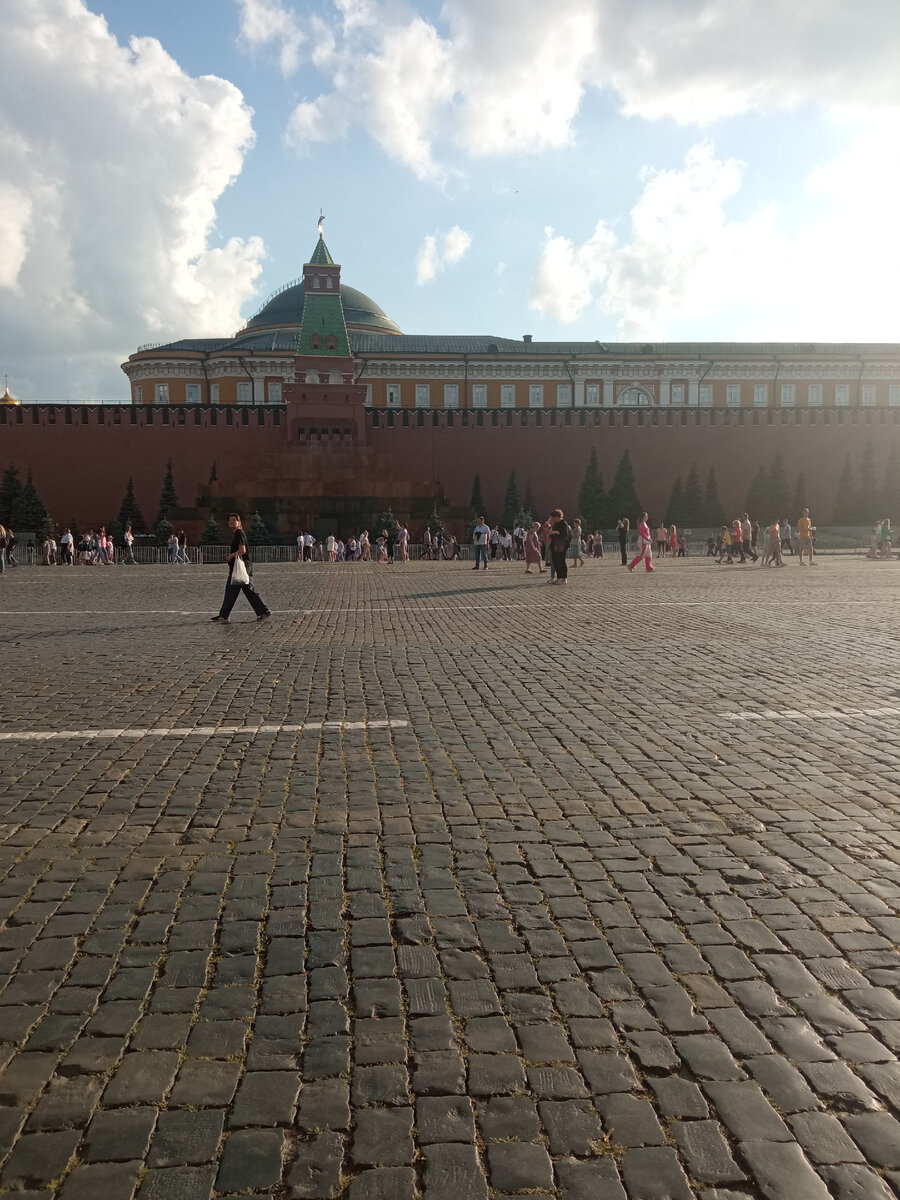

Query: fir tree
[[682, 463, 703, 526], [153, 517, 174, 547], [248, 512, 274, 545], [11, 471, 49, 532], [106, 518, 124, 546], [833, 456, 855, 524], [117, 478, 146, 534], [745, 466, 769, 522], [374, 507, 399, 539], [881, 442, 900, 519], [199, 515, 223, 545], [790, 474, 807, 522], [501, 469, 520, 529], [854, 442, 877, 524], [426, 503, 445, 537], [607, 450, 641, 521], [666, 477, 686, 526], [703, 467, 725, 527], [767, 451, 790, 519], [514, 505, 534, 530], [577, 447, 607, 531], [469, 472, 485, 516], [0, 464, 22, 526], [523, 479, 537, 520], [156, 459, 178, 524]]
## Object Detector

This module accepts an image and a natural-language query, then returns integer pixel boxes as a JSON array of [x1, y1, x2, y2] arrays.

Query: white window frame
[[185, 383, 201, 405], [267, 382, 283, 405], [501, 384, 516, 408], [154, 383, 169, 405], [671, 384, 685, 407], [415, 384, 431, 408], [890, 384, 900, 407], [585, 384, 600, 407], [780, 383, 795, 408], [726, 384, 741, 407], [237, 381, 252, 405], [807, 384, 822, 407], [862, 384, 876, 406], [556, 384, 572, 408], [386, 384, 402, 408], [134, 385, 143, 404], [210, 383, 219, 405], [699, 384, 713, 407], [754, 384, 768, 408], [443, 383, 459, 409], [472, 384, 487, 409], [529, 384, 544, 409], [835, 383, 850, 406]]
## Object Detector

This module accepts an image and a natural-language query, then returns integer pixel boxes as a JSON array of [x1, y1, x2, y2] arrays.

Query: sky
[[2, 0, 900, 400]]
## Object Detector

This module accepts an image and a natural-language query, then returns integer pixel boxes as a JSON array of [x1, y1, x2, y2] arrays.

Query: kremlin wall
[[1, 235, 899, 537]]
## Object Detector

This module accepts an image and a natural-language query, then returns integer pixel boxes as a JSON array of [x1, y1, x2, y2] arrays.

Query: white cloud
[[529, 134, 900, 342], [279, 0, 900, 179], [0, 0, 264, 399], [237, 0, 304, 76], [416, 226, 472, 285]]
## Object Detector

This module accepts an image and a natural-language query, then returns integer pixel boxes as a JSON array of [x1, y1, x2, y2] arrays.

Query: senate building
[[2, 231, 900, 537]]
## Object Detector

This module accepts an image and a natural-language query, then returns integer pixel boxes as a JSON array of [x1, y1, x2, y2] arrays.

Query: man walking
[[472, 515, 490, 570], [741, 514, 758, 562], [211, 513, 272, 622]]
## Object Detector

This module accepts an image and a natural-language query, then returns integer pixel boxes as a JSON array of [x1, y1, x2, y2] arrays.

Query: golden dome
[[0, 385, 19, 406]]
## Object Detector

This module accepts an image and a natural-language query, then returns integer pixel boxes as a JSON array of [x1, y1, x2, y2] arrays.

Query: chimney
[[522, 334, 532, 343]]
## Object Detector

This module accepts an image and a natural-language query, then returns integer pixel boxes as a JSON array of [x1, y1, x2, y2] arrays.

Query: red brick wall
[[1, 404, 897, 533]]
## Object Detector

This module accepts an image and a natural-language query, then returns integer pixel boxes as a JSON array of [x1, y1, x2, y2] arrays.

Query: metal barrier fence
[[4, 534, 873, 567]]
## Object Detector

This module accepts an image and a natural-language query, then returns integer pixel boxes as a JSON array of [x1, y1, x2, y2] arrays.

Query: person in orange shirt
[[797, 508, 815, 566]]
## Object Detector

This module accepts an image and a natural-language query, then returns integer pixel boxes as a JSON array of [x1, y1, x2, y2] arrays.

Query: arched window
[[313, 275, 321, 289], [310, 334, 322, 350], [617, 386, 654, 407], [325, 334, 337, 350]]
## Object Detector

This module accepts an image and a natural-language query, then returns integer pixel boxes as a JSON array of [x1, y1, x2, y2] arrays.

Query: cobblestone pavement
[[1, 557, 899, 1200]]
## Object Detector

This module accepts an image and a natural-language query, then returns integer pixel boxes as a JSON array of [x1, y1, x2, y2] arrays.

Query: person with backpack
[[548, 509, 571, 584]]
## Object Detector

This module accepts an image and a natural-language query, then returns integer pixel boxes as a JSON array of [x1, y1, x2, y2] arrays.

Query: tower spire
[[317, 210, 324, 239]]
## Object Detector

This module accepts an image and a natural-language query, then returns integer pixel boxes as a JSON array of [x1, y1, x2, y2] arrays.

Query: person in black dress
[[617, 517, 630, 565]]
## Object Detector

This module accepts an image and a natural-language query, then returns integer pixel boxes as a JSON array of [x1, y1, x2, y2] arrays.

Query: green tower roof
[[309, 236, 335, 266]]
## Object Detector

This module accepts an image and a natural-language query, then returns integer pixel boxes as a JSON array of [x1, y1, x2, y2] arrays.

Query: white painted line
[[0, 720, 408, 743], [725, 707, 900, 722]]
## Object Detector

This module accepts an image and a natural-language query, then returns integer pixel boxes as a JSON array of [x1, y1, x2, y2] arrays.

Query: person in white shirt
[[296, 532, 304, 562], [472, 516, 490, 571]]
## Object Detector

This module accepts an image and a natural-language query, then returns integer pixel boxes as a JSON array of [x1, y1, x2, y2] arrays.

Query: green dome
[[245, 280, 401, 335]]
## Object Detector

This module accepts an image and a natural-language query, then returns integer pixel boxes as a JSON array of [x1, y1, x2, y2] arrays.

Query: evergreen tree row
[[0, 465, 55, 538], [833, 442, 900, 525]]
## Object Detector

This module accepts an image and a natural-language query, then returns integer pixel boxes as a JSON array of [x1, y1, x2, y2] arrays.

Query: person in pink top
[[628, 513, 655, 573], [524, 522, 545, 574]]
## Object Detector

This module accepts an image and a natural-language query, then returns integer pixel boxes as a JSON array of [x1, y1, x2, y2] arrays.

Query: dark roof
[[350, 335, 900, 356], [245, 281, 401, 335]]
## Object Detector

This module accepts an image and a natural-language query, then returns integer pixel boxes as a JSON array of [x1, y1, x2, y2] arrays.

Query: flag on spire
[[317, 211, 324, 238]]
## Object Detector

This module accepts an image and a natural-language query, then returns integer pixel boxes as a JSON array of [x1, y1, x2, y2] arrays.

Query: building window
[[586, 384, 600, 407], [835, 383, 850, 406], [415, 384, 430, 408], [313, 275, 321, 289], [186, 384, 201, 405], [862, 384, 876, 406], [310, 334, 322, 350], [671, 384, 684, 407], [472, 384, 487, 408], [501, 385, 516, 408], [529, 384, 544, 408], [364, 384, 372, 406], [237, 381, 252, 405], [210, 383, 219, 404], [325, 334, 337, 350], [726, 384, 741, 407], [443, 384, 459, 408], [557, 384, 572, 408], [268, 382, 282, 404], [699, 384, 713, 407], [386, 384, 402, 408], [154, 383, 169, 405], [618, 386, 652, 406], [753, 384, 768, 407], [326, 276, 333, 289], [890, 385, 900, 406], [808, 384, 822, 407], [134, 385, 143, 404], [780, 383, 795, 407]]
